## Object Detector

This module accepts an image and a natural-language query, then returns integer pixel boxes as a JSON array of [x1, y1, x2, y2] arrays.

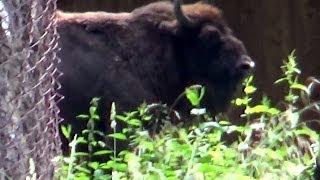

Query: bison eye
[[238, 55, 255, 71]]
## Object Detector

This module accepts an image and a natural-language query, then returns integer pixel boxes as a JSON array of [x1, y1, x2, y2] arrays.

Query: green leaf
[[274, 78, 287, 84], [97, 141, 106, 148], [115, 115, 127, 122], [76, 137, 87, 144], [93, 150, 113, 156], [119, 150, 131, 156], [127, 118, 142, 126], [112, 163, 128, 171], [82, 129, 89, 134], [75, 152, 89, 157], [92, 114, 100, 121], [266, 149, 284, 160], [139, 141, 154, 151], [74, 172, 90, 179], [124, 152, 139, 162], [99, 163, 112, 170], [108, 133, 127, 140], [90, 97, 100, 107], [234, 98, 246, 106], [285, 94, 299, 103], [253, 147, 267, 157], [100, 161, 127, 171], [245, 75, 254, 84], [199, 163, 215, 173], [76, 114, 89, 120], [267, 107, 281, 115], [143, 115, 152, 121], [295, 128, 316, 137], [234, 126, 247, 133], [75, 166, 91, 174], [88, 162, 99, 170], [290, 83, 308, 93], [218, 121, 231, 125], [127, 111, 138, 117], [90, 141, 98, 147], [61, 124, 71, 139], [245, 105, 279, 115], [185, 88, 200, 106], [244, 86, 257, 94], [89, 106, 97, 117], [199, 87, 206, 102]]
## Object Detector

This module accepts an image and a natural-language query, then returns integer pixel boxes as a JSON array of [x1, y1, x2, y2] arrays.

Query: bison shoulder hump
[[182, 3, 221, 20], [55, 10, 131, 27], [131, 2, 223, 27]]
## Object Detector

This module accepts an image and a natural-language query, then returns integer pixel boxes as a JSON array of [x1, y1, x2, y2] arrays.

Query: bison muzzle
[[56, 0, 255, 153]]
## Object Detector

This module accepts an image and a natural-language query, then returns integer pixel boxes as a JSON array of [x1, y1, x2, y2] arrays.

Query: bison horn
[[173, 0, 197, 28]]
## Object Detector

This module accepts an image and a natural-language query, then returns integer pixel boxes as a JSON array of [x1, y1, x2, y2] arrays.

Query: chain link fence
[[0, 0, 62, 179]]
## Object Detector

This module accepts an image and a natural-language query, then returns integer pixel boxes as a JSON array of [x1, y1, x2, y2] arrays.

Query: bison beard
[[56, 1, 254, 154]]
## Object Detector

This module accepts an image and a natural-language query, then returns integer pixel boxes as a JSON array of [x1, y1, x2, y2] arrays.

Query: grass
[[56, 51, 319, 179]]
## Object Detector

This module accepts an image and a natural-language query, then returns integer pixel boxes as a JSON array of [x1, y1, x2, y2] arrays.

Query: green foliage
[[185, 85, 206, 107], [56, 51, 319, 179], [275, 50, 309, 103]]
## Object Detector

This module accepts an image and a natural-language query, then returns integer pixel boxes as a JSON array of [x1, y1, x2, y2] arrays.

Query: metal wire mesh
[[0, 0, 62, 179]]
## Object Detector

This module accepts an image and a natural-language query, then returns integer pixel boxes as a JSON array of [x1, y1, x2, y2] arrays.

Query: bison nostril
[[240, 61, 255, 70], [239, 56, 255, 71]]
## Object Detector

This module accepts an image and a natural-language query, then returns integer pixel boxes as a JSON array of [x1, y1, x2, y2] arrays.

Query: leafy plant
[[57, 51, 319, 179]]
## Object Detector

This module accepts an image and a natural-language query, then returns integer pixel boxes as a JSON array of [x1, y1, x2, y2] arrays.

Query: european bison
[[56, 0, 254, 152]]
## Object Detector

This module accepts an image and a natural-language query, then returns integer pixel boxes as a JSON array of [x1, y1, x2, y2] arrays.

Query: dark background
[[57, 0, 320, 110]]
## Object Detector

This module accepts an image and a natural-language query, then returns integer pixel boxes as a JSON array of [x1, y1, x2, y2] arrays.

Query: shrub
[[56, 51, 319, 179]]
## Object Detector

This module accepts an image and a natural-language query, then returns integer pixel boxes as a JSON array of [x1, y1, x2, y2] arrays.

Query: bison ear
[[199, 25, 222, 45]]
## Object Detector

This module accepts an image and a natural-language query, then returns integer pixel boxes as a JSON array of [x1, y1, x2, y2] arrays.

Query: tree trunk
[[0, 0, 62, 179]]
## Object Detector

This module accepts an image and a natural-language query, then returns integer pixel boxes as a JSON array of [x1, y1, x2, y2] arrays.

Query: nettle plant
[[232, 51, 319, 178], [58, 51, 319, 179]]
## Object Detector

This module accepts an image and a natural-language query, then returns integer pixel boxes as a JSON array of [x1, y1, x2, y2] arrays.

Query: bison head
[[172, 0, 255, 114]]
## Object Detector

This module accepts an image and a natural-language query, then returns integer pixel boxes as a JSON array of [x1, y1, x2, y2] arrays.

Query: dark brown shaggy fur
[[56, 1, 254, 153]]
